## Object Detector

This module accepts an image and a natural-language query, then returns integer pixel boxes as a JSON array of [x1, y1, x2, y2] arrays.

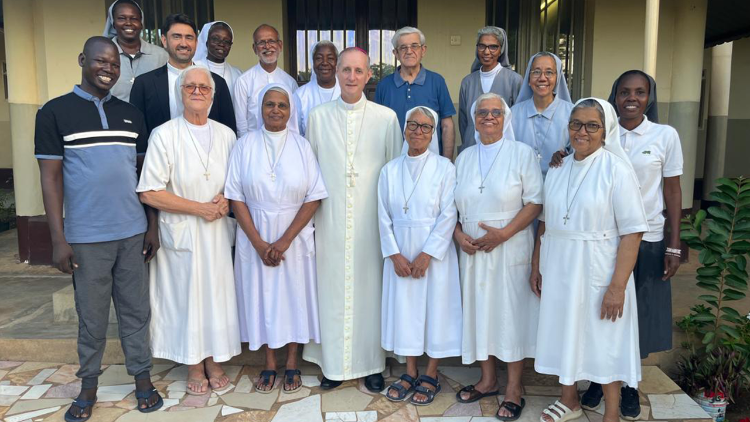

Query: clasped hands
[[390, 252, 431, 278], [253, 236, 292, 267], [455, 222, 510, 255], [199, 194, 230, 221]]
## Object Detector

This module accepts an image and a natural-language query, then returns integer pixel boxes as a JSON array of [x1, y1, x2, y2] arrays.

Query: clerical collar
[[167, 62, 190, 75], [339, 94, 366, 111]]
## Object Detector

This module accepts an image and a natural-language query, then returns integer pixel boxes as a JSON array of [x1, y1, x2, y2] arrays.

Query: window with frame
[[104, 0, 214, 46], [286, 0, 418, 86]]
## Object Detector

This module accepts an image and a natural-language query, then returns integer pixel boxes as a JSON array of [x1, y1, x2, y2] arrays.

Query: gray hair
[[531, 51, 556, 67], [263, 86, 290, 101], [392, 26, 425, 49], [406, 106, 436, 127], [337, 47, 371, 69], [176, 65, 215, 102], [473, 92, 505, 116], [476, 26, 504, 46], [571, 99, 607, 142], [313, 40, 339, 57]]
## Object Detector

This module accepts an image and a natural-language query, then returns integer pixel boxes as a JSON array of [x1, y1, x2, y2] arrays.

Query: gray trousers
[[71, 233, 152, 387]]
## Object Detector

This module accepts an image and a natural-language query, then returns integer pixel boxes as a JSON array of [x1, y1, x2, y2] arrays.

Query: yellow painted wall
[[214, 0, 286, 72], [0, 32, 13, 169]]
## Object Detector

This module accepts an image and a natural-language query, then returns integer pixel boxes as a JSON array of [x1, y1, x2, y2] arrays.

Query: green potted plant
[[0, 190, 15, 232], [676, 176, 750, 421]]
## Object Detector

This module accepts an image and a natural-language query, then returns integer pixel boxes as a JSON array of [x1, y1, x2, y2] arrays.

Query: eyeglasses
[[397, 43, 422, 53], [568, 120, 603, 134], [476, 43, 501, 53], [530, 69, 556, 79], [181, 84, 212, 96], [406, 121, 434, 134], [255, 39, 279, 48], [263, 101, 289, 110], [209, 36, 233, 47], [476, 109, 504, 119]]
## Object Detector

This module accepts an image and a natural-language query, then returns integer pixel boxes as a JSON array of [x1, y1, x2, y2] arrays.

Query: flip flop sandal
[[385, 373, 418, 402], [210, 375, 233, 393], [186, 378, 209, 395], [64, 397, 97, 422], [256, 370, 278, 394], [456, 384, 500, 403], [540, 400, 583, 422], [496, 398, 526, 421], [282, 369, 302, 394], [410, 374, 442, 406], [135, 387, 164, 413]]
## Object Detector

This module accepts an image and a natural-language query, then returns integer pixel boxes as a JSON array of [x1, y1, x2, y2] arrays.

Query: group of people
[[32, 1, 685, 422]]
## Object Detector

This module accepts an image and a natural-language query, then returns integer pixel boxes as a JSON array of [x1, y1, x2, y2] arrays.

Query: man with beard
[[35, 36, 162, 422], [130, 14, 236, 135], [233, 24, 298, 137], [103, 0, 168, 102], [294, 40, 340, 136]]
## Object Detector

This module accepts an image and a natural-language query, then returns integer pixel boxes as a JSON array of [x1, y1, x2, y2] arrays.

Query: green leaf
[[723, 289, 746, 300], [726, 274, 748, 287], [697, 266, 722, 276], [720, 325, 741, 339], [710, 191, 737, 206], [708, 220, 730, 238], [740, 197, 750, 207], [698, 294, 719, 302], [738, 255, 747, 270], [734, 231, 750, 241], [730, 241, 750, 252], [716, 177, 738, 190], [708, 206, 735, 222], [699, 249, 717, 265], [681, 231, 700, 240], [702, 331, 716, 344], [720, 314, 741, 324], [735, 221, 750, 231], [697, 275, 719, 284], [727, 262, 748, 278], [697, 281, 721, 292], [722, 307, 742, 318], [693, 313, 717, 322], [695, 209, 707, 229]]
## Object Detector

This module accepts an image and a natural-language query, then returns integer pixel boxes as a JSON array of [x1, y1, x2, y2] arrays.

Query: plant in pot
[[0, 190, 16, 232], [675, 176, 750, 421]]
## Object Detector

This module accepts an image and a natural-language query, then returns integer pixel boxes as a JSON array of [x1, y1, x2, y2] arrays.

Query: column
[[644, 0, 659, 77]]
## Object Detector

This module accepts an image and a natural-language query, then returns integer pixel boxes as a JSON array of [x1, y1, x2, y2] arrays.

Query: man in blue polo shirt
[[35, 36, 162, 421], [375, 26, 456, 159]]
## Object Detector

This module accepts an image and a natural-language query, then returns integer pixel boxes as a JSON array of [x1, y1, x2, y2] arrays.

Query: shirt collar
[[112, 37, 152, 58], [525, 95, 560, 119], [73, 85, 112, 103], [393, 65, 427, 87], [620, 115, 651, 136]]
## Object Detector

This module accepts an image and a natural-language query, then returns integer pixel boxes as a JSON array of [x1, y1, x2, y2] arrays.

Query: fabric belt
[[391, 217, 436, 228], [246, 199, 300, 213], [545, 228, 619, 241], [460, 209, 521, 224]]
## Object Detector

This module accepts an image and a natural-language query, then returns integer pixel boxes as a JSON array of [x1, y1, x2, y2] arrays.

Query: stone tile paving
[[0, 362, 712, 421]]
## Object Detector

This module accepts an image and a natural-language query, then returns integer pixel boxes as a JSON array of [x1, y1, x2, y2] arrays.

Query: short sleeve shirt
[[34, 86, 149, 243], [375, 66, 456, 154], [619, 116, 684, 242]]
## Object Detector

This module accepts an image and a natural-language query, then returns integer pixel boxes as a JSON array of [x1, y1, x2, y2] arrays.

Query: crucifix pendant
[[479, 185, 485, 193], [403, 205, 409, 214], [563, 214, 570, 225], [270, 172, 276, 182], [346, 167, 359, 187], [536, 151, 542, 162], [203, 171, 210, 181]]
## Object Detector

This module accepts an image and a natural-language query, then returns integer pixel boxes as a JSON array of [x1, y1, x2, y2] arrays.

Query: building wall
[[0, 32, 12, 170], [725, 37, 750, 178]]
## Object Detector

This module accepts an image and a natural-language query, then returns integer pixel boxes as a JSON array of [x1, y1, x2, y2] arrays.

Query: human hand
[[663, 254, 680, 280], [52, 240, 77, 274], [410, 252, 431, 279], [529, 268, 542, 297], [474, 222, 510, 252], [600, 286, 625, 322], [199, 201, 224, 221], [142, 225, 160, 263], [268, 236, 291, 264], [252, 240, 278, 266], [212, 194, 230, 217], [549, 149, 568, 168], [389, 253, 412, 277], [454, 229, 479, 255]]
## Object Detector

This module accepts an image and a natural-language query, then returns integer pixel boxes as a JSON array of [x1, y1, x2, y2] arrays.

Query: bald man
[[233, 24, 298, 136], [302, 48, 402, 391], [35, 36, 163, 420]]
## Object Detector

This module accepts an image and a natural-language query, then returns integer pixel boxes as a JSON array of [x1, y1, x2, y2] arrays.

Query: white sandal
[[540, 400, 584, 422]]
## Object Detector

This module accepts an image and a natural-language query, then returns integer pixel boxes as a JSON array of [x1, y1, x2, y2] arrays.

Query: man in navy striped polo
[[35, 36, 162, 422]]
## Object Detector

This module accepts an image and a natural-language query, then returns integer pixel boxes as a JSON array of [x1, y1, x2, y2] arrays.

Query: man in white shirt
[[233, 24, 298, 137]]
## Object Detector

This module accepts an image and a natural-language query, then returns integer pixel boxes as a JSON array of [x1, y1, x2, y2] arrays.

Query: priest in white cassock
[[453, 93, 543, 420], [233, 24, 298, 137], [137, 66, 240, 395], [531, 98, 647, 422], [302, 47, 403, 392], [294, 41, 341, 136], [378, 106, 461, 406], [225, 83, 327, 394], [194, 21, 243, 96]]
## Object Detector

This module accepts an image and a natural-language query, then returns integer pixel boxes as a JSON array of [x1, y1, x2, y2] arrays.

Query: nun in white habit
[[225, 83, 328, 394], [378, 106, 460, 405], [531, 98, 647, 422], [194, 21, 243, 96], [453, 93, 543, 420], [294, 41, 341, 136], [511, 52, 573, 177], [457, 26, 523, 154]]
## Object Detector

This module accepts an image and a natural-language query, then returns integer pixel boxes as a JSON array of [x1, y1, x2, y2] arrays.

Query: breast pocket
[[159, 220, 193, 252]]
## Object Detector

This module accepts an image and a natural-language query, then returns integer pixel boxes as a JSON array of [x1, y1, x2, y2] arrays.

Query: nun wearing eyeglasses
[[453, 93, 542, 421], [137, 65, 240, 395], [377, 106, 460, 406], [510, 52, 573, 177], [531, 98, 647, 422], [194, 21, 243, 95]]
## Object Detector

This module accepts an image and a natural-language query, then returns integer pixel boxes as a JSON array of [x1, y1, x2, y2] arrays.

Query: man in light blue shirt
[[375, 27, 456, 159]]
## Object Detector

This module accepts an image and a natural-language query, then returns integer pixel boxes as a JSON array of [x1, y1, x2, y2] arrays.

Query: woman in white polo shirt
[[579, 70, 683, 420]]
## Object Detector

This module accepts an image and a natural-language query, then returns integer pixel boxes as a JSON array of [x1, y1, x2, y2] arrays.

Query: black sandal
[[256, 370, 277, 394], [385, 373, 418, 402], [410, 374, 442, 406], [496, 398, 526, 421], [456, 384, 500, 403], [282, 369, 302, 394], [135, 387, 163, 413], [64, 397, 97, 422]]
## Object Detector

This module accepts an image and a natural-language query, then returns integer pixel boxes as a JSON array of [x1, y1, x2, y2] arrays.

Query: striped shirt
[[34, 86, 148, 243]]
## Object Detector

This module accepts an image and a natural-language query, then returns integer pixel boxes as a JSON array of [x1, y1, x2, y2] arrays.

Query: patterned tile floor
[[0, 361, 711, 422]]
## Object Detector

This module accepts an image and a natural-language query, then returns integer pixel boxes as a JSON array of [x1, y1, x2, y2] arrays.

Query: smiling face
[[161, 23, 196, 65], [79, 41, 121, 97], [405, 110, 434, 154], [394, 32, 425, 69], [181, 69, 213, 115], [253, 26, 282, 65], [313, 44, 338, 86], [113, 2, 142, 43], [336, 49, 371, 102], [569, 107, 605, 159], [474, 97, 505, 143], [615, 73, 650, 122], [477, 34, 502, 69], [262, 90, 291, 132], [529, 55, 557, 99], [206, 26, 233, 63]]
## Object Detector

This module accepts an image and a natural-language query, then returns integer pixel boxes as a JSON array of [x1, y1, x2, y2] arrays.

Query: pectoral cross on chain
[[346, 166, 359, 187], [563, 214, 570, 225], [403, 205, 409, 214], [479, 185, 485, 193], [203, 171, 210, 181]]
